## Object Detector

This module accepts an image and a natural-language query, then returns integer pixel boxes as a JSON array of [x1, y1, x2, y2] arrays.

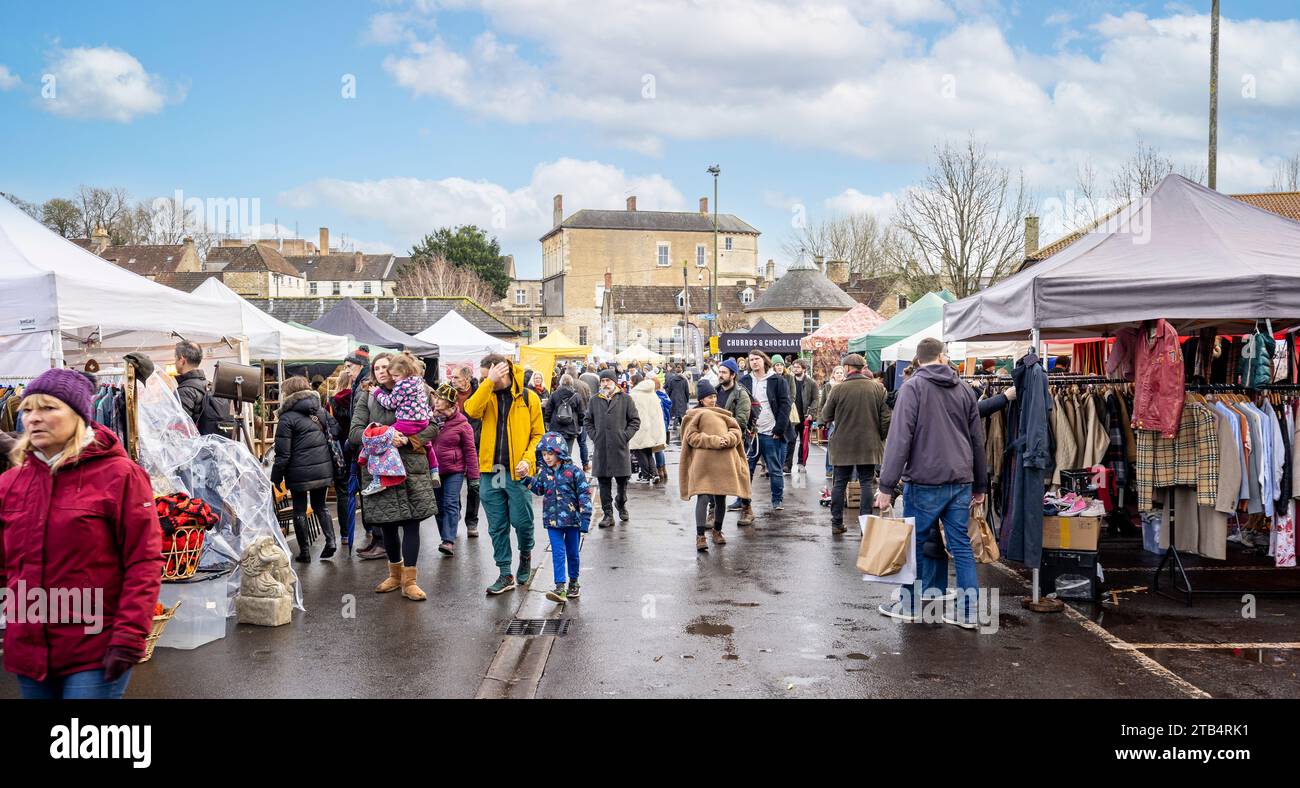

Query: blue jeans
[[654, 450, 665, 469], [824, 424, 835, 478], [16, 668, 132, 699], [547, 527, 582, 584], [746, 433, 786, 505], [435, 472, 465, 544], [901, 482, 979, 621]]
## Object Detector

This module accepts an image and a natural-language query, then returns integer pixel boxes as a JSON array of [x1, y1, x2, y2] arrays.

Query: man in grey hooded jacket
[[874, 338, 986, 630]]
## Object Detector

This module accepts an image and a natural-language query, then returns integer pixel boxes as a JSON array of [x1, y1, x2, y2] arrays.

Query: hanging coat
[[1001, 353, 1051, 569], [1131, 318, 1185, 438]]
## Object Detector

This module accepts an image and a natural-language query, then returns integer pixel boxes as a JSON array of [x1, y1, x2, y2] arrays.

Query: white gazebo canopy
[[414, 310, 516, 378], [0, 197, 245, 375], [616, 343, 666, 365], [193, 278, 351, 361]]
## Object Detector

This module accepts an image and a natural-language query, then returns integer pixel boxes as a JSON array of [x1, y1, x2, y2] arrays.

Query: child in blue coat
[[523, 432, 593, 602]]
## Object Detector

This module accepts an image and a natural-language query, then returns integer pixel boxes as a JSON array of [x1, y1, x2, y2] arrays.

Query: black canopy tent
[[309, 297, 439, 383], [718, 318, 803, 358]]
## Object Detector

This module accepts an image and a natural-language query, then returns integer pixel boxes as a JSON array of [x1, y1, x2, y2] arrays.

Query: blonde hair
[[8, 394, 95, 473], [389, 352, 423, 378]]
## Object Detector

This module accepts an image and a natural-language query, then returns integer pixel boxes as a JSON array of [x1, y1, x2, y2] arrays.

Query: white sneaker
[[942, 616, 978, 631], [878, 601, 917, 622]]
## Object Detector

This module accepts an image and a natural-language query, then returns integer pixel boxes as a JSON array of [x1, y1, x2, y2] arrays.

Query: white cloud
[[371, 3, 1300, 189], [280, 158, 684, 270], [40, 46, 180, 122], [0, 65, 20, 91], [824, 189, 898, 220]]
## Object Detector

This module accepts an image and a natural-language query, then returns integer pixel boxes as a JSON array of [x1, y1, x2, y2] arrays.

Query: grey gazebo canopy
[[309, 297, 439, 356], [944, 175, 1300, 342]]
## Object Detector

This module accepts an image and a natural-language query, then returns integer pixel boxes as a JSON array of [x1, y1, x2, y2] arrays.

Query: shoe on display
[[1060, 497, 1090, 517]]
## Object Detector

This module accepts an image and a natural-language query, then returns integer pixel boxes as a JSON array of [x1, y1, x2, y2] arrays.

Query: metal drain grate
[[505, 618, 571, 637]]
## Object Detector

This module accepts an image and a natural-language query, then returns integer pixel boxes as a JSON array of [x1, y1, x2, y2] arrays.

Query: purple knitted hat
[[24, 368, 96, 425]]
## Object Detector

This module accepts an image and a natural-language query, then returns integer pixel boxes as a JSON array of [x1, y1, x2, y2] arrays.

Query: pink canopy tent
[[800, 303, 887, 375]]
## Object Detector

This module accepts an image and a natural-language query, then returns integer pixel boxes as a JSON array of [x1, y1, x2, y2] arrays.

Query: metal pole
[[1208, 0, 1220, 190], [708, 165, 720, 354], [683, 261, 690, 362]]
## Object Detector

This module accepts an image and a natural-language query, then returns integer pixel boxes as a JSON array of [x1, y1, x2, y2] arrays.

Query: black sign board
[[718, 331, 803, 356]]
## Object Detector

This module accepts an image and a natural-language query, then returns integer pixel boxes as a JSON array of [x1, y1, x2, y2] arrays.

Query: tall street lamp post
[[707, 164, 720, 353]]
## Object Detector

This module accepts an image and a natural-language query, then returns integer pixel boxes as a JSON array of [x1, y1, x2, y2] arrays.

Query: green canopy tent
[[848, 291, 956, 370]]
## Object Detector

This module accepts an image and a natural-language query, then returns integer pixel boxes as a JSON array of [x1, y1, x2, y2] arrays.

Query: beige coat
[[679, 406, 752, 500]]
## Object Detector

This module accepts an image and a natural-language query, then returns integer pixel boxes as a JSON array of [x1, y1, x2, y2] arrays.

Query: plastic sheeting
[[133, 372, 302, 613]]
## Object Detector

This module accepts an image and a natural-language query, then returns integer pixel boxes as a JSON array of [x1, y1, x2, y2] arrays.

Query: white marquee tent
[[193, 278, 351, 361], [414, 309, 516, 379], [0, 197, 245, 375]]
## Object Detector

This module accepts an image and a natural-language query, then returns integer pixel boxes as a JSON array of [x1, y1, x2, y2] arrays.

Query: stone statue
[[235, 536, 296, 626]]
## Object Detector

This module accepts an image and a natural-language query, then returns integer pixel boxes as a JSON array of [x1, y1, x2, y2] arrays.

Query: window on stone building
[[579, 326, 588, 345], [310, 282, 317, 295], [803, 309, 821, 334], [516, 289, 526, 305], [364, 281, 372, 294], [657, 242, 670, 267], [725, 236, 733, 251], [332, 282, 341, 295], [696, 244, 706, 267], [676, 291, 686, 309], [741, 288, 754, 305]]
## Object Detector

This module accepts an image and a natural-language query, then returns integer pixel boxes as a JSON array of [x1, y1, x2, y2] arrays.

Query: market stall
[[0, 197, 246, 376], [944, 175, 1300, 603], [800, 303, 886, 376], [309, 297, 439, 358], [848, 291, 955, 371], [718, 318, 802, 359], [413, 309, 516, 381], [616, 342, 666, 365], [519, 329, 589, 388]]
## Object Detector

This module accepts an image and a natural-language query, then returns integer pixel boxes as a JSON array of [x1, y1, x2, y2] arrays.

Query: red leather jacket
[[1131, 319, 1185, 438], [0, 424, 163, 680]]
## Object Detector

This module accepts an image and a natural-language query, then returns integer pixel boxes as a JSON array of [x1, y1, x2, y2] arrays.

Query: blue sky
[[2, 1, 1298, 278]]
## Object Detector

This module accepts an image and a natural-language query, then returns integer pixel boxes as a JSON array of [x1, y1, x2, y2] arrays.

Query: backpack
[[552, 390, 577, 431], [180, 377, 233, 437]]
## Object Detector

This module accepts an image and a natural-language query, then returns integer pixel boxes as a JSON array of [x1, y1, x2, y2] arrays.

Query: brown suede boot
[[401, 567, 427, 601], [375, 562, 403, 593], [738, 504, 756, 526], [696, 534, 708, 552], [711, 529, 727, 545]]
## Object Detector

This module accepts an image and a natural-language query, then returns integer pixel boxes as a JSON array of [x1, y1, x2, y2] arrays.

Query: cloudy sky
[[1, 0, 1297, 276]]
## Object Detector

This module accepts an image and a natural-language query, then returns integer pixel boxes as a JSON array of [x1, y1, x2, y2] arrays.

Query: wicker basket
[[140, 601, 181, 662], [161, 525, 206, 581]]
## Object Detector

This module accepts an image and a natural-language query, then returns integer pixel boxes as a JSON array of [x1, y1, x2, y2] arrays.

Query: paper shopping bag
[[857, 508, 915, 584], [939, 501, 1002, 564]]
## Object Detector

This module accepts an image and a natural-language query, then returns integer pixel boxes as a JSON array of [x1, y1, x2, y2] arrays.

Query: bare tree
[[1271, 154, 1300, 192], [782, 212, 901, 281], [41, 198, 83, 237], [75, 186, 133, 241], [2, 192, 41, 221], [1109, 138, 1205, 203], [892, 137, 1033, 299], [395, 252, 499, 305]]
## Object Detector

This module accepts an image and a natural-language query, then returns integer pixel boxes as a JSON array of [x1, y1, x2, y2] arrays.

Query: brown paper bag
[[857, 508, 914, 576]]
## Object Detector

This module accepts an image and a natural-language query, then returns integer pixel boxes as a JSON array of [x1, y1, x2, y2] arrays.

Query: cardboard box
[[1042, 516, 1101, 551], [846, 481, 861, 507]]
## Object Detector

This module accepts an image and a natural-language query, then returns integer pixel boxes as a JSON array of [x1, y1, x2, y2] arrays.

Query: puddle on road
[[685, 617, 735, 638], [845, 653, 872, 660]]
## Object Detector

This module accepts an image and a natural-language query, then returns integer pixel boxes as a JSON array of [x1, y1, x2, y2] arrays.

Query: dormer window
[[741, 288, 754, 305]]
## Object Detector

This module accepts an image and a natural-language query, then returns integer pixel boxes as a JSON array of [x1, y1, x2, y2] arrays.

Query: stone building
[[285, 252, 401, 298], [493, 254, 544, 340], [538, 194, 761, 344], [745, 257, 858, 335], [600, 275, 751, 359], [91, 232, 203, 279], [212, 244, 307, 298]]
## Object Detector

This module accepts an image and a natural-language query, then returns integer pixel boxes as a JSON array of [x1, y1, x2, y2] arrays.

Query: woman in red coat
[[0, 369, 162, 699]]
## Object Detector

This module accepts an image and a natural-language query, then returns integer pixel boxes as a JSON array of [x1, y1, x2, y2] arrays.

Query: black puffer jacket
[[271, 390, 339, 492]]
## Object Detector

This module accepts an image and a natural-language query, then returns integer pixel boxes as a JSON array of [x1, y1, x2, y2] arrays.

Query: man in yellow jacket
[[464, 354, 546, 595]]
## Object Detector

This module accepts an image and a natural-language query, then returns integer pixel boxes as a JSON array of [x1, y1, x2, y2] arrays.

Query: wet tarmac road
[[3, 444, 1297, 699]]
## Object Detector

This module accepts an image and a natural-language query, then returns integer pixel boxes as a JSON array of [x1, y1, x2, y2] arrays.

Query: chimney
[[699, 197, 709, 215], [626, 195, 637, 212], [827, 259, 850, 286], [319, 227, 329, 257], [813, 255, 825, 273], [765, 259, 776, 283], [353, 251, 364, 274], [604, 270, 612, 291], [91, 225, 110, 254], [1024, 215, 1040, 258], [553, 194, 563, 227]]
